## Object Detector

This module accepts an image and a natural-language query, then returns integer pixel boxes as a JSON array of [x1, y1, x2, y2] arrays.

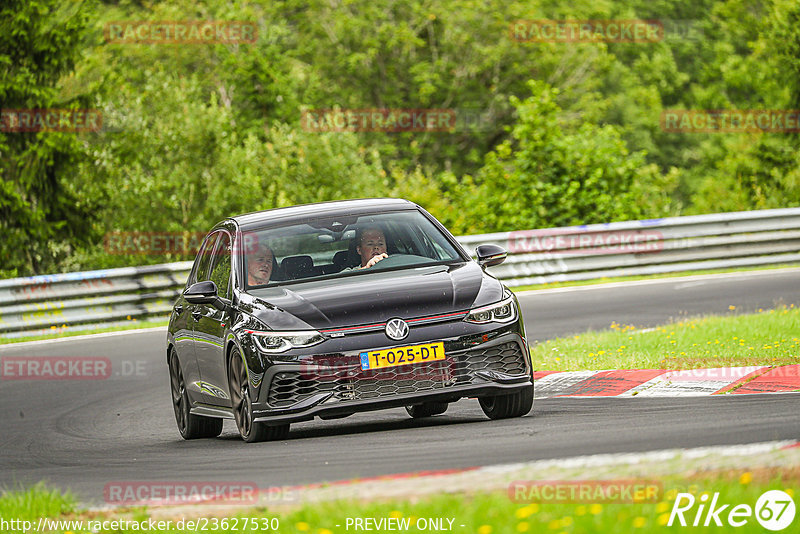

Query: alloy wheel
[[229, 352, 253, 438], [169, 351, 188, 434]]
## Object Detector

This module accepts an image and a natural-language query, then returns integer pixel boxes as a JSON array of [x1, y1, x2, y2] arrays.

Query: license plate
[[359, 342, 445, 370]]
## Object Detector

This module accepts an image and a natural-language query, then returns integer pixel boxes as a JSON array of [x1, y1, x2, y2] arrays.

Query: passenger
[[247, 244, 275, 285]]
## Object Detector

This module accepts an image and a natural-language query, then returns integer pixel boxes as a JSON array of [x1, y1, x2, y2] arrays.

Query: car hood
[[245, 262, 502, 329]]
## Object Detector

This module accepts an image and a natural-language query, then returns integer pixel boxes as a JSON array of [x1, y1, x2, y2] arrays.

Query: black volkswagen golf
[[167, 198, 533, 442]]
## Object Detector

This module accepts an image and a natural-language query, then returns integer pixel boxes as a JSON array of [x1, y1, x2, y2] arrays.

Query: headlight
[[245, 330, 325, 353], [464, 296, 517, 324]]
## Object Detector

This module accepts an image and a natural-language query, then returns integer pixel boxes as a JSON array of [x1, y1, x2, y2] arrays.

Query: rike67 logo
[[668, 490, 795, 530]]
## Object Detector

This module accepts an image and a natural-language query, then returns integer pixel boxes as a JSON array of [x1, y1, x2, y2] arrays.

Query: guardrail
[[458, 207, 800, 286], [1, 208, 799, 337], [0, 263, 192, 338]]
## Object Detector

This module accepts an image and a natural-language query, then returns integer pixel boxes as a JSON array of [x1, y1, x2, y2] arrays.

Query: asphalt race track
[[1, 269, 799, 504]]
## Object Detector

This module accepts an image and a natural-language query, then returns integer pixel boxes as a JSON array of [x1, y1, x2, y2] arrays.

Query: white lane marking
[[515, 267, 800, 296], [0, 327, 167, 350], [625, 367, 767, 397], [481, 440, 799, 473], [632, 327, 657, 334], [673, 281, 708, 290], [534, 370, 600, 399]]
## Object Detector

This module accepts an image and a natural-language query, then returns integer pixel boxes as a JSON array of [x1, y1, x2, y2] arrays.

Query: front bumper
[[251, 331, 532, 424]]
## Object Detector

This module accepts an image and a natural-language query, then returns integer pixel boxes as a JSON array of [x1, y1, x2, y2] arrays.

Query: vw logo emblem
[[385, 318, 409, 341]]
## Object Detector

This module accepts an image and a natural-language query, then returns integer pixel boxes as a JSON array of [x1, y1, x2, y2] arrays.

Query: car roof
[[229, 198, 419, 230]]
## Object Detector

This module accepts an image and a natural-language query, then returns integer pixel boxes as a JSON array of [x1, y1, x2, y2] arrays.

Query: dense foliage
[[2, 0, 799, 275], [0, 0, 99, 277]]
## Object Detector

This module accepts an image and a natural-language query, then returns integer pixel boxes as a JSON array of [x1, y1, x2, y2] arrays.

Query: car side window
[[208, 233, 232, 298], [192, 233, 219, 285]]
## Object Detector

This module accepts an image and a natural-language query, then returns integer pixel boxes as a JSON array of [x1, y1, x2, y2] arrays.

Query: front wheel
[[168, 349, 222, 439], [478, 385, 533, 420], [228, 348, 289, 443]]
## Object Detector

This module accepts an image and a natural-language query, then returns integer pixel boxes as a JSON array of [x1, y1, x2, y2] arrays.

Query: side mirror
[[475, 244, 507, 269], [184, 280, 229, 311]]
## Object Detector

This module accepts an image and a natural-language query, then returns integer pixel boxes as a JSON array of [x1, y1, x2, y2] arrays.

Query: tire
[[168, 349, 223, 439], [405, 401, 448, 418], [478, 385, 533, 420], [228, 348, 290, 443]]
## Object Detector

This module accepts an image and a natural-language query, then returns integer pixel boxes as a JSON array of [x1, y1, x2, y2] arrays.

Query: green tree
[[471, 80, 676, 232], [0, 0, 98, 276], [691, 135, 800, 213], [72, 69, 386, 269], [9, 0, 800, 276], [687, 0, 800, 213]]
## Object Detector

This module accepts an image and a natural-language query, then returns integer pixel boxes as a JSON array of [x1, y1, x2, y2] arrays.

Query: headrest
[[333, 250, 351, 268], [281, 255, 314, 279]]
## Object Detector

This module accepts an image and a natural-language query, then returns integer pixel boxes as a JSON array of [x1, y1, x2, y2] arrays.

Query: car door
[[193, 231, 233, 406], [176, 232, 218, 402]]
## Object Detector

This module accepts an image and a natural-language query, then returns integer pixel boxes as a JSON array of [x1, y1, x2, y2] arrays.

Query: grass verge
[[531, 306, 800, 372], [1, 471, 796, 533]]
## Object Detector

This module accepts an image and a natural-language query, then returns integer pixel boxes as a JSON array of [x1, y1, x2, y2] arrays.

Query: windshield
[[243, 210, 464, 288]]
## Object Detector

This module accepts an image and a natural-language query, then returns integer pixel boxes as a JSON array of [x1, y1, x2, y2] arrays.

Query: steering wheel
[[370, 253, 430, 269]]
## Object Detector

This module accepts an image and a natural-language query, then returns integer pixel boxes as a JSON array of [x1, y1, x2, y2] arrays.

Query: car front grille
[[458, 341, 528, 376], [267, 341, 527, 408]]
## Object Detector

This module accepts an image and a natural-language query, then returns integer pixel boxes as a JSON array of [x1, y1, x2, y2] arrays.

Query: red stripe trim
[[713, 367, 772, 394], [321, 311, 468, 333], [407, 311, 467, 323], [729, 365, 800, 394], [559, 369, 667, 397], [321, 323, 385, 333]]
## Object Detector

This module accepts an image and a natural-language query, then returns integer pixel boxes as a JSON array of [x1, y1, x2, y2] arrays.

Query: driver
[[356, 227, 388, 269]]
